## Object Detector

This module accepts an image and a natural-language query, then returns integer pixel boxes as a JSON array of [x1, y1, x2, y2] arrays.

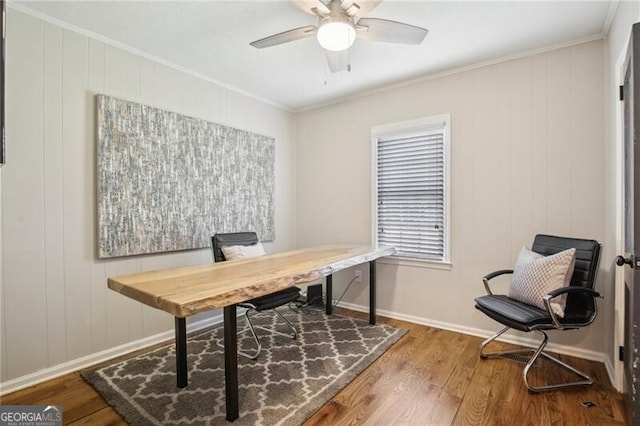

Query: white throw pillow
[[507, 247, 576, 318], [221, 242, 266, 260]]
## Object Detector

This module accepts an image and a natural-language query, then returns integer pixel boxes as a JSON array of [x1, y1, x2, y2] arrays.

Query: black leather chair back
[[531, 234, 601, 322], [211, 232, 259, 262]]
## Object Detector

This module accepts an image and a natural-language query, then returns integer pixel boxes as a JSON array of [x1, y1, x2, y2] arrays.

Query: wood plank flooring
[[0, 308, 627, 425]]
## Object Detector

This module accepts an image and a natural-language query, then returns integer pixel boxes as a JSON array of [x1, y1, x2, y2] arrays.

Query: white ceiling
[[13, 1, 616, 111]]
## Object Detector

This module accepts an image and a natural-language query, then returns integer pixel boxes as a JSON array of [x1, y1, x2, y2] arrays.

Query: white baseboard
[[0, 314, 222, 396], [604, 357, 617, 390], [1, 303, 617, 396], [338, 301, 610, 365]]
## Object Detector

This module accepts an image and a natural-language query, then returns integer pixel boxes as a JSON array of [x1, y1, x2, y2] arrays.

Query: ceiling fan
[[249, 0, 428, 73]]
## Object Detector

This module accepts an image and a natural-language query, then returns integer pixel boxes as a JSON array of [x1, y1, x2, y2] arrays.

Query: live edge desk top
[[107, 244, 396, 422], [108, 244, 395, 318]]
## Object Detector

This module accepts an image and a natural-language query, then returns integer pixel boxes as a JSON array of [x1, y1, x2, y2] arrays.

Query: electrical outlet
[[354, 269, 362, 282]]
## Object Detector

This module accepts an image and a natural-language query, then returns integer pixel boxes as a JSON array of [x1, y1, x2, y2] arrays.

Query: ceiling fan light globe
[[317, 21, 356, 52]]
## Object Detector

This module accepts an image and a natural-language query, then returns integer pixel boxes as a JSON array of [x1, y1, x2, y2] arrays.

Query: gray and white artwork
[[96, 95, 275, 258]]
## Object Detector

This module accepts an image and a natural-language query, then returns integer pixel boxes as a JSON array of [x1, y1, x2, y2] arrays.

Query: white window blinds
[[375, 119, 448, 261]]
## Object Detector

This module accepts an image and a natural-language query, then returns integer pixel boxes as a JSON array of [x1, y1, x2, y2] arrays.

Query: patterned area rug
[[83, 310, 405, 425]]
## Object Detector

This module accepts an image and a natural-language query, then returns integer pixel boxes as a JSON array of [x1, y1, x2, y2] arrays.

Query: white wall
[[296, 40, 606, 356], [0, 5, 624, 392], [0, 9, 296, 386], [604, 0, 640, 390]]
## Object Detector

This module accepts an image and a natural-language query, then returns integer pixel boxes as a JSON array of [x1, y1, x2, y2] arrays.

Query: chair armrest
[[546, 286, 601, 299], [542, 287, 602, 329], [482, 269, 514, 295]]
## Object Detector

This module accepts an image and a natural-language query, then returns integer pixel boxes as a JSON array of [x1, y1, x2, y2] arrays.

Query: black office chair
[[474, 234, 601, 392], [211, 232, 301, 360]]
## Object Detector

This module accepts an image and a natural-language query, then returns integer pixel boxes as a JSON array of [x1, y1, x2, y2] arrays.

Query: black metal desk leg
[[369, 260, 377, 325], [325, 274, 333, 315], [175, 317, 188, 388], [224, 305, 239, 422]]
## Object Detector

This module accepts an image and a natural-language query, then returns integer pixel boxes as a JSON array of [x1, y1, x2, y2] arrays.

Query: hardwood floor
[[0, 308, 626, 425]]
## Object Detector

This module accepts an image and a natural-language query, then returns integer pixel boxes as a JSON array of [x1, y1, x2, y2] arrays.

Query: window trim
[[371, 114, 451, 265]]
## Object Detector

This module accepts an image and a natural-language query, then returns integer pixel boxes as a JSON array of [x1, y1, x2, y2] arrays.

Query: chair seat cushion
[[475, 295, 553, 332], [242, 287, 301, 311]]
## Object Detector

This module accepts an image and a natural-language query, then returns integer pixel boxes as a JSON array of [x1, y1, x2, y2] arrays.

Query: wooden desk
[[108, 244, 395, 421]]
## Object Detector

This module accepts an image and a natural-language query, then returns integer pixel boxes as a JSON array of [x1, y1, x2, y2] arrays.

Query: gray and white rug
[[83, 310, 405, 425]]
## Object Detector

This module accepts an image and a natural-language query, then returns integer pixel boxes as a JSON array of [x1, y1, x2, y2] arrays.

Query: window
[[372, 115, 450, 262]]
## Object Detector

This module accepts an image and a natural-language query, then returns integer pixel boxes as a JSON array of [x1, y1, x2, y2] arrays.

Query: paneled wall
[[0, 8, 611, 389], [0, 9, 296, 383], [296, 41, 606, 355]]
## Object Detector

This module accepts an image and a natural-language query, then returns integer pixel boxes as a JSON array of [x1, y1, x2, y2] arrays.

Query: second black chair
[[474, 234, 602, 392], [211, 232, 301, 360]]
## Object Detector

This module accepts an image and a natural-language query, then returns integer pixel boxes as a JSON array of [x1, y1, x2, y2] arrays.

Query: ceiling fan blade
[[250, 26, 317, 49], [356, 18, 428, 45], [342, 0, 382, 17], [291, 0, 330, 16], [326, 49, 350, 73]]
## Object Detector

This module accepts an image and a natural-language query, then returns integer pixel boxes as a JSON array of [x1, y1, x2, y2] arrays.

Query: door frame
[[614, 30, 631, 394], [614, 24, 640, 409]]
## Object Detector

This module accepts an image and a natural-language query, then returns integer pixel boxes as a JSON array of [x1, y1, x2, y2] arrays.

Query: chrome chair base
[[479, 326, 593, 392], [217, 307, 297, 360]]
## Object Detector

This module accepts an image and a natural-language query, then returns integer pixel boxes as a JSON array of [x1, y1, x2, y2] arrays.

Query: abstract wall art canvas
[[96, 95, 275, 258]]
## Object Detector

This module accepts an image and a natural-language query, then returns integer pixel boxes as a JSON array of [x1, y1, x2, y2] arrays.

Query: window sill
[[378, 256, 452, 271]]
